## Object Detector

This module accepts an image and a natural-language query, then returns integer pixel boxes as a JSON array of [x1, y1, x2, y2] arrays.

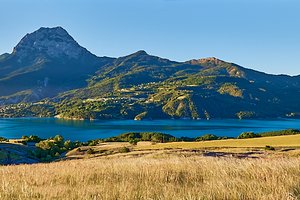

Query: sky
[[0, 0, 299, 75]]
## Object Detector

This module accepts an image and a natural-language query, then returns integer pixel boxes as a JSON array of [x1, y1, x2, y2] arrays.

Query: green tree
[[237, 132, 260, 139]]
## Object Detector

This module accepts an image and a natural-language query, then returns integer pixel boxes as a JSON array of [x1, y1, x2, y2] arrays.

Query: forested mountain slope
[[0, 27, 299, 120]]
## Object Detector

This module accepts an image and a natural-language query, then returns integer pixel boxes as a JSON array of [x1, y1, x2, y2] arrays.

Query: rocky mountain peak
[[133, 50, 148, 56], [12, 26, 87, 60], [189, 57, 225, 66]]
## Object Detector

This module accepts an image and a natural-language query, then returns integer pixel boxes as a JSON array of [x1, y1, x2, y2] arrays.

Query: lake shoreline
[[0, 118, 300, 142]]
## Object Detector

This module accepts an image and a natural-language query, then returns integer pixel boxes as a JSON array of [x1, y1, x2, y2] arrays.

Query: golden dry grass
[[1, 152, 300, 200], [135, 134, 300, 150]]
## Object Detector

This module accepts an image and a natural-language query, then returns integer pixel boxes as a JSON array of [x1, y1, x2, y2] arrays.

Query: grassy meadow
[[1, 152, 300, 200], [1, 134, 300, 200], [135, 134, 300, 150]]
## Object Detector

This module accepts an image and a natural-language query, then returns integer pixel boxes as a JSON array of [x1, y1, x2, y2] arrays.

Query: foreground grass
[[1, 152, 300, 200], [135, 134, 300, 150], [1, 134, 300, 199]]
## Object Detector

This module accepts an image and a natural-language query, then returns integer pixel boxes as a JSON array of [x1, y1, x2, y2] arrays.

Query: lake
[[0, 118, 300, 141]]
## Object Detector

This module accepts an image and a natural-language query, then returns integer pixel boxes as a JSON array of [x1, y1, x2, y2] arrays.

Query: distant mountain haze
[[0, 27, 299, 119]]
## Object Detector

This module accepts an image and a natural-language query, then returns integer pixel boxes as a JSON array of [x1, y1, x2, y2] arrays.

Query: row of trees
[[8, 128, 300, 162], [27, 135, 82, 162]]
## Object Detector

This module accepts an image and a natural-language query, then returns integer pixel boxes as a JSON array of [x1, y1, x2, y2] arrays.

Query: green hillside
[[0, 27, 299, 120]]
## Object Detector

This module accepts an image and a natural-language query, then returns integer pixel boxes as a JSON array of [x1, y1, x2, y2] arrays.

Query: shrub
[[237, 132, 260, 139], [265, 145, 275, 151], [64, 140, 73, 150], [87, 139, 102, 146], [22, 135, 42, 143], [54, 152, 60, 157], [219, 136, 233, 140], [119, 147, 130, 153], [129, 139, 139, 145], [44, 155, 53, 162], [86, 148, 95, 154], [53, 135, 64, 147], [19, 140, 27, 145], [104, 132, 177, 143], [34, 135, 82, 161], [0, 137, 9, 142], [196, 134, 219, 141], [260, 129, 300, 137], [178, 137, 195, 142]]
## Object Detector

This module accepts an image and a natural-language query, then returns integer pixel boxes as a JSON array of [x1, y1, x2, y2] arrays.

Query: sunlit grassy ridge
[[135, 134, 300, 150]]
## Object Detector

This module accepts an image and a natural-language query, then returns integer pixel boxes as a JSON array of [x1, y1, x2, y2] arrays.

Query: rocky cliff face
[[12, 27, 89, 60], [0, 27, 113, 103]]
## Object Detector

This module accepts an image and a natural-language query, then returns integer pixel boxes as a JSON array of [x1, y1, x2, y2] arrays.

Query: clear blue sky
[[1, 0, 299, 75]]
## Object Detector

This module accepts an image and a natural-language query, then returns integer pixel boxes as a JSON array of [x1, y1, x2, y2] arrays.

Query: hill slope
[[0, 27, 113, 104], [53, 55, 300, 120], [0, 27, 299, 119]]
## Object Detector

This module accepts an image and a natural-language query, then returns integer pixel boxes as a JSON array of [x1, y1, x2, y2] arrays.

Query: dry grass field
[[1, 135, 300, 200], [0, 151, 300, 200], [135, 134, 300, 150]]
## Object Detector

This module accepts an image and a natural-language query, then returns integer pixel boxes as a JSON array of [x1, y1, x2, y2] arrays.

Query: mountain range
[[0, 27, 299, 120]]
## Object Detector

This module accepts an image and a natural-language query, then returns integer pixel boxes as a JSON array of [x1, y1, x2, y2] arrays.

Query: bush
[[87, 139, 102, 146], [86, 148, 95, 154], [54, 152, 61, 157], [260, 129, 300, 137], [22, 135, 42, 143], [265, 145, 275, 151], [44, 155, 53, 162], [237, 132, 260, 139], [178, 137, 195, 142], [219, 136, 233, 140], [64, 140, 73, 150], [34, 135, 82, 161], [196, 134, 219, 141], [104, 132, 177, 143], [129, 139, 139, 145], [53, 135, 64, 146], [119, 147, 130, 153], [0, 137, 9, 142], [16, 140, 27, 145]]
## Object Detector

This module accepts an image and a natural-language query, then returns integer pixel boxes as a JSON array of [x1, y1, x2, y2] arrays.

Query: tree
[[196, 134, 219, 141], [237, 132, 260, 139]]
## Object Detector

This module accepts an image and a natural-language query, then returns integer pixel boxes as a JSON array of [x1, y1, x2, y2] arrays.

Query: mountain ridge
[[0, 27, 114, 103], [0, 27, 299, 120]]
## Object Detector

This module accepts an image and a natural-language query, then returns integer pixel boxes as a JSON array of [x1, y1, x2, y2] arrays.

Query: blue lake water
[[0, 118, 299, 141]]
